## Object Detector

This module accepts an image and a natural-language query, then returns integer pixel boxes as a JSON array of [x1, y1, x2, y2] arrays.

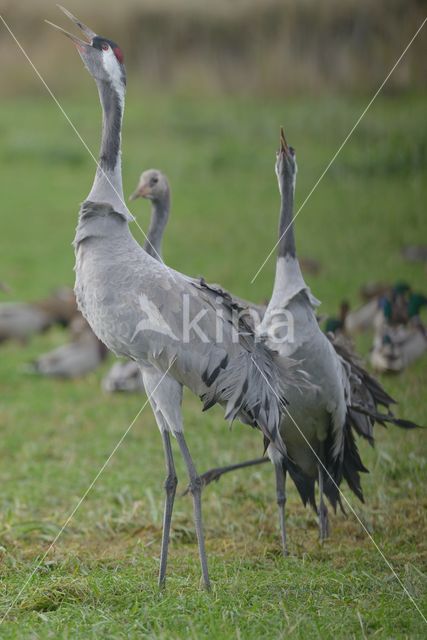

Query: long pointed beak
[[129, 185, 150, 201], [280, 126, 288, 154], [45, 20, 89, 48], [45, 5, 97, 49], [57, 5, 97, 41]]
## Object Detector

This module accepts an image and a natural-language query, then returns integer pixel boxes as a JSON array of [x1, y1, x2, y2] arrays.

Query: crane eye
[[102, 43, 109, 51], [150, 177, 158, 186]]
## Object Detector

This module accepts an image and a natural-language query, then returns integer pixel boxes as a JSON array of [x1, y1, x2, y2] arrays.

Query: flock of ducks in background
[[324, 282, 427, 372], [1, 6, 425, 589]]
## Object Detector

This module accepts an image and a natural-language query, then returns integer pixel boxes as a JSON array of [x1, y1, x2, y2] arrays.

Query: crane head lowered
[[275, 127, 297, 184], [46, 6, 126, 92], [129, 170, 170, 204]]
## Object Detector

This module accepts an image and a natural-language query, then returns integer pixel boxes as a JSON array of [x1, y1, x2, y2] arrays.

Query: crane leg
[[274, 463, 288, 555], [318, 465, 329, 541], [184, 456, 269, 494], [175, 431, 211, 591], [158, 428, 178, 589]]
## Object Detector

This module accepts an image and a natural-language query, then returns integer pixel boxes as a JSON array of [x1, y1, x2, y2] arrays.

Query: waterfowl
[[0, 288, 77, 344], [28, 315, 108, 378]]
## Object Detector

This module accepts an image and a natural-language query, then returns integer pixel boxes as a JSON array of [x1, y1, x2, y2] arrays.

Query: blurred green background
[[1, 0, 426, 96], [0, 1, 426, 638]]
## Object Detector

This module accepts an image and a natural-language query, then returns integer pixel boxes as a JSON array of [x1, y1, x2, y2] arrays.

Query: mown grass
[[0, 91, 426, 638]]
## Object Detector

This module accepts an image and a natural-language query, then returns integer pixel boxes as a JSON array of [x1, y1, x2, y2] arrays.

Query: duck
[[0, 287, 77, 345], [371, 290, 427, 373], [27, 314, 108, 378]]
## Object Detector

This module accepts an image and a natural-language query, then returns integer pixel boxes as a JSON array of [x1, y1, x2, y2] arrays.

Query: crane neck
[[277, 174, 296, 259], [143, 191, 170, 261], [87, 78, 133, 221], [263, 169, 310, 313]]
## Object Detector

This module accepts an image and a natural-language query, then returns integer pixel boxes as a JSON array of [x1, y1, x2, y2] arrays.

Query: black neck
[[88, 78, 128, 216], [277, 177, 296, 258], [97, 80, 123, 172]]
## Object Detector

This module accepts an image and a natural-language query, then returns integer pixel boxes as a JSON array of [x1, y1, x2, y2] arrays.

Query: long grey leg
[[175, 431, 210, 590], [274, 463, 288, 555], [318, 465, 329, 541], [197, 457, 269, 491], [158, 428, 178, 588]]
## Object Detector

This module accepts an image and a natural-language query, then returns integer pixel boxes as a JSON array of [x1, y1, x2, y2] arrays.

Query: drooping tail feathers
[[333, 335, 423, 439], [196, 278, 313, 458], [282, 454, 317, 511], [350, 404, 421, 431]]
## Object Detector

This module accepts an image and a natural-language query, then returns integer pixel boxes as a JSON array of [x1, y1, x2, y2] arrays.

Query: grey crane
[[196, 130, 421, 548], [130, 169, 170, 260], [111, 164, 419, 548], [102, 168, 263, 398], [47, 7, 310, 589], [102, 170, 169, 393]]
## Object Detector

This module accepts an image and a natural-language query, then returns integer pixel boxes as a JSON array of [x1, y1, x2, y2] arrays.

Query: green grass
[[0, 91, 426, 638]]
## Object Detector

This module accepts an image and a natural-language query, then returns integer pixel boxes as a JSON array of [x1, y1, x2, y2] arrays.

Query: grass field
[[0, 91, 426, 638]]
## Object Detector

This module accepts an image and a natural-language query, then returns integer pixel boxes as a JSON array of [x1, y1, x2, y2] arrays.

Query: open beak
[[45, 5, 97, 50], [129, 184, 151, 201]]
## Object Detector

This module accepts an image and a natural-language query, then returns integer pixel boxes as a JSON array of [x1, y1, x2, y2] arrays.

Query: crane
[[109, 163, 420, 549], [196, 131, 421, 548], [102, 169, 170, 392], [47, 7, 310, 589]]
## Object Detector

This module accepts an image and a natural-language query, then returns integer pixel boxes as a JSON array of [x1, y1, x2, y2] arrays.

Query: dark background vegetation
[[1, 0, 426, 96]]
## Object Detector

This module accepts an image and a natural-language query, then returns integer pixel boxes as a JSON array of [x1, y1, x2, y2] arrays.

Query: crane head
[[275, 126, 297, 186], [129, 170, 170, 204], [46, 6, 126, 91]]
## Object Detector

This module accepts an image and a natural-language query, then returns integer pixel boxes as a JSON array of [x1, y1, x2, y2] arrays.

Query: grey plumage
[[73, 202, 302, 452], [50, 7, 309, 589], [104, 169, 264, 394], [252, 131, 349, 542], [199, 131, 422, 542], [108, 161, 420, 551], [129, 169, 170, 261], [102, 168, 169, 392]]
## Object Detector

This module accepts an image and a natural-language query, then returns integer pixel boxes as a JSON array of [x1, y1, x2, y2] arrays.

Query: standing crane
[[47, 7, 310, 589], [196, 131, 421, 547], [129, 169, 171, 260], [102, 169, 170, 393], [109, 163, 420, 548]]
